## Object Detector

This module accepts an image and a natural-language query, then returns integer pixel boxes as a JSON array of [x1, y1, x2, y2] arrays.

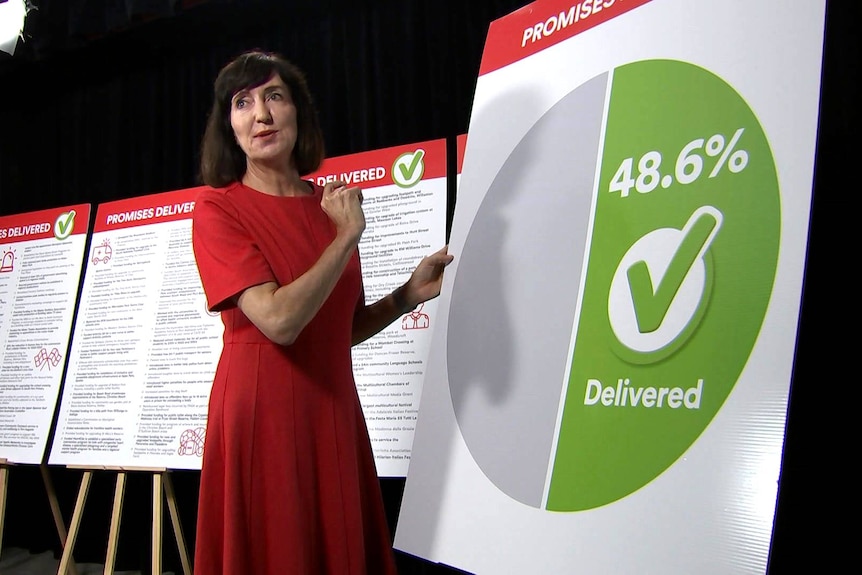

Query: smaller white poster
[[308, 139, 448, 476], [49, 188, 223, 470], [0, 204, 90, 464]]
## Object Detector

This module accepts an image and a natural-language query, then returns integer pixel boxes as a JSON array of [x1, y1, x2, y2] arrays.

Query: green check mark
[[399, 149, 424, 180], [392, 149, 425, 188], [627, 210, 719, 333], [54, 210, 77, 240]]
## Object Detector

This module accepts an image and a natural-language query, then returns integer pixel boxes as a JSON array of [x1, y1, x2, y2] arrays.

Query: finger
[[323, 180, 347, 195], [427, 251, 454, 266], [430, 245, 452, 261], [343, 186, 364, 204]]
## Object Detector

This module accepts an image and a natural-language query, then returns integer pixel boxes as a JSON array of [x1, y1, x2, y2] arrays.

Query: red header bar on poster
[[479, 0, 653, 76], [307, 139, 447, 188], [93, 187, 208, 232], [0, 204, 91, 242], [456, 134, 468, 174]]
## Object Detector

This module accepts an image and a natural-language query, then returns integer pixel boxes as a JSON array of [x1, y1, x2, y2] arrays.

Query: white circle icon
[[608, 206, 722, 354]]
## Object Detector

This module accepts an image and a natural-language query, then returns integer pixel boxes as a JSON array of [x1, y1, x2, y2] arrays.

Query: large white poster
[[308, 139, 448, 477], [0, 205, 90, 464], [49, 188, 223, 470], [396, 0, 825, 573]]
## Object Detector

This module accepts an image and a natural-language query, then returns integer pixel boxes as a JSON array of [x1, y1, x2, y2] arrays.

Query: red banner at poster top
[[456, 134, 468, 174], [0, 204, 91, 242], [479, 0, 653, 76], [307, 139, 447, 189], [93, 187, 208, 233]]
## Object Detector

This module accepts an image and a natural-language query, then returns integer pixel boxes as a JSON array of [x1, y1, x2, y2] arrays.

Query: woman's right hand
[[321, 180, 366, 245]]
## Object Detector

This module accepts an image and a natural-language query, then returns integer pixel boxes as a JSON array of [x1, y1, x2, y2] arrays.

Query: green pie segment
[[547, 60, 780, 511]]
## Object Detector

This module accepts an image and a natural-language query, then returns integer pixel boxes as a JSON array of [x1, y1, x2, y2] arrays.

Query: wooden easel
[[57, 466, 192, 575], [0, 460, 78, 575], [0, 458, 7, 551]]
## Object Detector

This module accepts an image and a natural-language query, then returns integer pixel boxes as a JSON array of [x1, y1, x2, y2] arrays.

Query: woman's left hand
[[401, 245, 455, 308]]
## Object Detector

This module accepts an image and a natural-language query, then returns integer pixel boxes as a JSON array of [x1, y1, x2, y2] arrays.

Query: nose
[[253, 98, 272, 123]]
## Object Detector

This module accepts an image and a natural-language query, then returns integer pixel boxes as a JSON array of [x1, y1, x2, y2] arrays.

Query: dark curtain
[[0, 0, 857, 573], [0, 0, 516, 217]]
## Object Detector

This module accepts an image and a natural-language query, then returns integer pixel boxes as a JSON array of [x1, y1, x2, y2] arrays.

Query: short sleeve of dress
[[192, 188, 276, 312]]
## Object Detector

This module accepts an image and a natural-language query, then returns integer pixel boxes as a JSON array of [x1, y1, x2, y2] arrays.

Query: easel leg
[[40, 465, 78, 575], [163, 472, 192, 575], [152, 473, 163, 575], [0, 464, 8, 557], [103, 472, 127, 575], [58, 470, 92, 575]]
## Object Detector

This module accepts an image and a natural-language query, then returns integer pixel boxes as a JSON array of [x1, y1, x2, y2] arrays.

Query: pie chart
[[446, 59, 780, 511]]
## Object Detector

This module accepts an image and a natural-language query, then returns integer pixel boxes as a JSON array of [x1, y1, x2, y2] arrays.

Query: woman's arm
[[351, 245, 454, 345], [236, 181, 365, 345]]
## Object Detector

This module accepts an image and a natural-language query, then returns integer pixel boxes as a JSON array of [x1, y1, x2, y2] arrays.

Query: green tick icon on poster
[[54, 210, 77, 240], [392, 149, 426, 188]]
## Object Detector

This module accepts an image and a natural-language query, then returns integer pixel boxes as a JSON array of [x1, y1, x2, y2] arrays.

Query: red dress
[[191, 181, 397, 575]]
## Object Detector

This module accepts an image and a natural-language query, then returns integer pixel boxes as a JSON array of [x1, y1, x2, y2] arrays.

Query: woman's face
[[229, 73, 298, 169]]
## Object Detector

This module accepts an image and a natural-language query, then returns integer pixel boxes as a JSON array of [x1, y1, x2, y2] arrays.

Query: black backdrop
[[0, 0, 857, 573]]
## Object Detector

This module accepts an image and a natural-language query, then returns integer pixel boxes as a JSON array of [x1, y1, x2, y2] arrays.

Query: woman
[[191, 49, 453, 574]]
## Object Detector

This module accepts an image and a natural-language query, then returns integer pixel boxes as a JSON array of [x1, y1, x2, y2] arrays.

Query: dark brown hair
[[199, 50, 325, 186]]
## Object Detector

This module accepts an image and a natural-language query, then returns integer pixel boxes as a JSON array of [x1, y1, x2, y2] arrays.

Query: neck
[[242, 160, 309, 197]]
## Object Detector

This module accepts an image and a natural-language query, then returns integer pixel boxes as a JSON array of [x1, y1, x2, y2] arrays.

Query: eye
[[233, 97, 248, 109], [267, 91, 283, 101]]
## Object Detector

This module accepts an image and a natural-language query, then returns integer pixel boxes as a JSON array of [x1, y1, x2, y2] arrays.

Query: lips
[[254, 130, 277, 138]]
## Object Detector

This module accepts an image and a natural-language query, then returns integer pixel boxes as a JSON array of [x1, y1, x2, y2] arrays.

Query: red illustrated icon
[[91, 238, 112, 265], [178, 427, 206, 456]]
